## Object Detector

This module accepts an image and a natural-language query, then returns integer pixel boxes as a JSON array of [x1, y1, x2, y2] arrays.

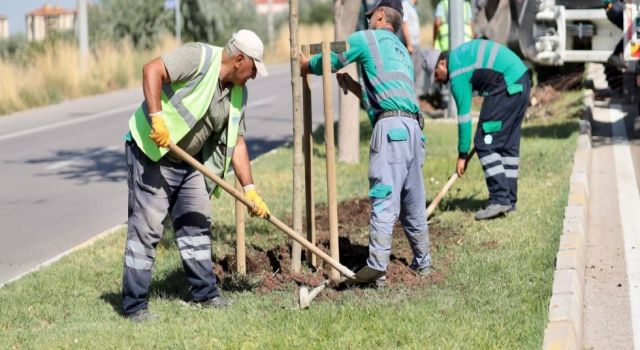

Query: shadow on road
[[24, 146, 127, 184], [19, 136, 301, 184], [589, 102, 640, 148]]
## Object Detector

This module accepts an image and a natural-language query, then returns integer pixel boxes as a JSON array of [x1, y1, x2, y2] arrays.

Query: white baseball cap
[[230, 29, 268, 77], [422, 49, 441, 81]]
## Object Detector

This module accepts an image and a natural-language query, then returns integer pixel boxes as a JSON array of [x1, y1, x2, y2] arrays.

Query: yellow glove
[[244, 185, 269, 218], [149, 113, 170, 148]]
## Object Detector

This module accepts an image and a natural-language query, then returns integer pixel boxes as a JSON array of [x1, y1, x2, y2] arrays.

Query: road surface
[[0, 63, 339, 285]]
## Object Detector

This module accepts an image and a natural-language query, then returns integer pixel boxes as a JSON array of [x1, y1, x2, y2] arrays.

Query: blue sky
[[0, 0, 77, 35]]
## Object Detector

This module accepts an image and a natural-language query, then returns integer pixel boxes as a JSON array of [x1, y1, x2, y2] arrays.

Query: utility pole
[[77, 0, 88, 73], [175, 0, 182, 45], [267, 0, 274, 50], [447, 0, 463, 119]]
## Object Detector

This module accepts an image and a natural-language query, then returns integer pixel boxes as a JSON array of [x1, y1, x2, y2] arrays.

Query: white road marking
[[0, 103, 139, 142], [610, 104, 640, 350], [46, 145, 121, 170]]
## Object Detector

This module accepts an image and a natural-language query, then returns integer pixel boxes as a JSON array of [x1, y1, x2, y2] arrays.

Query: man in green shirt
[[300, 0, 431, 286], [423, 40, 530, 220]]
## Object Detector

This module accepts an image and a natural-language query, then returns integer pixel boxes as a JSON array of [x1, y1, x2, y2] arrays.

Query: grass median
[[0, 91, 581, 348]]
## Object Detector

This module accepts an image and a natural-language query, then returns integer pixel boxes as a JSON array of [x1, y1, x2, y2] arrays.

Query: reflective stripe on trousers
[[121, 141, 219, 315], [474, 73, 530, 206]]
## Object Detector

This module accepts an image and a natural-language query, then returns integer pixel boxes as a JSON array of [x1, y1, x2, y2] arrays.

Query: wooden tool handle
[[426, 148, 477, 218], [168, 143, 356, 279]]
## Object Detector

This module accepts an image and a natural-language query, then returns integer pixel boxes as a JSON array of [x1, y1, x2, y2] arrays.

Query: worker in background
[[401, 0, 424, 96], [300, 0, 431, 287], [433, 0, 474, 52], [603, 0, 625, 68], [121, 29, 270, 322], [423, 39, 530, 220]]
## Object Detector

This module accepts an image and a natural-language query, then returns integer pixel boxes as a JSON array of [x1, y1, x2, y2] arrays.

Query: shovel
[[168, 143, 383, 285], [426, 148, 476, 218]]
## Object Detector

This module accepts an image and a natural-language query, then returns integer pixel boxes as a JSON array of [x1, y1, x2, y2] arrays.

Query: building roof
[[27, 4, 75, 17], [254, 0, 289, 4], [0, 15, 7, 20]]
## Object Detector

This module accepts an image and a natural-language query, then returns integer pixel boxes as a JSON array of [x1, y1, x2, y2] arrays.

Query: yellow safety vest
[[435, 1, 474, 51], [128, 43, 244, 197]]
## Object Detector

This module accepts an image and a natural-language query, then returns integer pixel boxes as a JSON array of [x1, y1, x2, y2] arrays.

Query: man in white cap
[[121, 29, 269, 321]]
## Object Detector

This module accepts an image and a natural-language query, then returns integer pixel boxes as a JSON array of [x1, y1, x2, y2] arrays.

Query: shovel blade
[[353, 266, 385, 283]]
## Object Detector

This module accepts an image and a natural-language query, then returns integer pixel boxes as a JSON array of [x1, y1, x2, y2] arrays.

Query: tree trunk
[[289, 0, 303, 273], [334, 0, 362, 164]]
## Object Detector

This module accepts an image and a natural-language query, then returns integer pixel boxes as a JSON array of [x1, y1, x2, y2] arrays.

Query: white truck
[[474, 0, 640, 100]]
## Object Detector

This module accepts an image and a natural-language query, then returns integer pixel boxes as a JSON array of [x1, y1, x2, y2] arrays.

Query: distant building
[[255, 0, 289, 15], [0, 16, 8, 39], [26, 4, 76, 42]]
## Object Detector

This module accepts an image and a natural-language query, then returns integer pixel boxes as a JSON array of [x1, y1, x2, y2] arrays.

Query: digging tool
[[168, 142, 384, 283], [298, 266, 385, 309], [299, 280, 328, 309], [426, 148, 477, 218]]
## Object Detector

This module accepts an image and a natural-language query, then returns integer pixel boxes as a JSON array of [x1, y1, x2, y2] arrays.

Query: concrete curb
[[0, 224, 127, 289], [542, 91, 593, 350]]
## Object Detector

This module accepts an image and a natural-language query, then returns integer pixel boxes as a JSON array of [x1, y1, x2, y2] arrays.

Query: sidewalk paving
[[543, 64, 640, 349]]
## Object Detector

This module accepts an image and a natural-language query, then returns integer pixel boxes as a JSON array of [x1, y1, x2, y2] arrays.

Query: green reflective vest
[[435, 1, 474, 51], [128, 43, 244, 197]]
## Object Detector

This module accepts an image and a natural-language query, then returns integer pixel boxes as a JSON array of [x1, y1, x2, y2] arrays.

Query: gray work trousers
[[122, 141, 219, 315], [367, 116, 431, 273]]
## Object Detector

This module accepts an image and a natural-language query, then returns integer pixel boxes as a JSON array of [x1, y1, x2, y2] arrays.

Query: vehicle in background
[[474, 0, 640, 102]]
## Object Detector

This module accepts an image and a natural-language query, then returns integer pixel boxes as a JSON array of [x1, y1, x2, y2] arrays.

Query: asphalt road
[[0, 63, 339, 285]]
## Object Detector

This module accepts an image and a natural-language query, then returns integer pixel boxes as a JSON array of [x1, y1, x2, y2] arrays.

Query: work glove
[[149, 113, 170, 148], [244, 185, 269, 218]]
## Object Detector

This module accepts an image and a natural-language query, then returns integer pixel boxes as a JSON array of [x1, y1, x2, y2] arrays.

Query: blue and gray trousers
[[475, 73, 531, 206], [122, 141, 219, 315], [367, 115, 431, 273]]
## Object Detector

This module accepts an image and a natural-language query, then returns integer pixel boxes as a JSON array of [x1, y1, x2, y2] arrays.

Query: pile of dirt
[[213, 198, 458, 294]]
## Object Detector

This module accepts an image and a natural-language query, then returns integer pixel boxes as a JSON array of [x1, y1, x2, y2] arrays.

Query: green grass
[[0, 99, 580, 349]]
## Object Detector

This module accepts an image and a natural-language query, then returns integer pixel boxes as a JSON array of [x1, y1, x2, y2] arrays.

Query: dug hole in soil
[[214, 198, 457, 297]]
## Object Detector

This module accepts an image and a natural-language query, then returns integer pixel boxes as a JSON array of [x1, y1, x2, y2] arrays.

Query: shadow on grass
[[100, 292, 123, 315], [430, 194, 486, 214], [521, 120, 578, 139]]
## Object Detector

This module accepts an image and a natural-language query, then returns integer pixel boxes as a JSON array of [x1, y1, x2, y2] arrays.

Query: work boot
[[125, 309, 159, 323], [195, 295, 233, 309], [475, 204, 513, 220], [412, 265, 431, 277]]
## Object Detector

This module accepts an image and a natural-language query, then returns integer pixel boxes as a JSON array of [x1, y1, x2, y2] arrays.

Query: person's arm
[[302, 31, 367, 76], [433, 3, 444, 44], [143, 58, 172, 147], [231, 136, 253, 186], [433, 18, 442, 44], [232, 136, 269, 218], [450, 76, 474, 176], [402, 22, 414, 54], [336, 72, 363, 99]]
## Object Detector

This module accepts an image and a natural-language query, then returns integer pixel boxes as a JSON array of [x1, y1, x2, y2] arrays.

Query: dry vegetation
[[0, 36, 177, 116], [1, 23, 435, 115]]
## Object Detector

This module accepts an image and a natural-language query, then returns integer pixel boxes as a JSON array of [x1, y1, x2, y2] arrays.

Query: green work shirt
[[308, 28, 419, 126], [448, 39, 528, 154]]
